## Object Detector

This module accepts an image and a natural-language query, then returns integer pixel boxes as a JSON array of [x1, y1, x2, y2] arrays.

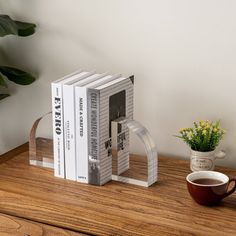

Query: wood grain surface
[[0, 213, 86, 236], [0, 143, 236, 236]]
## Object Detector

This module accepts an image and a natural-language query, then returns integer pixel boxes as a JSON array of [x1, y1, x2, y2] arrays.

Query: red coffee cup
[[186, 171, 236, 206]]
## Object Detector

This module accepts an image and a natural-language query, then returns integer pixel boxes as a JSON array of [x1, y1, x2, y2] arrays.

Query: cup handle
[[214, 150, 226, 159], [223, 178, 236, 198]]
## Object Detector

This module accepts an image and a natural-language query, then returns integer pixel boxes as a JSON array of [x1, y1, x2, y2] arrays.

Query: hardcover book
[[63, 71, 97, 180], [87, 76, 134, 185]]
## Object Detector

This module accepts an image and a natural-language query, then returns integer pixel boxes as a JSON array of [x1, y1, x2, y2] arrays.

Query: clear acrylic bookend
[[29, 112, 54, 169], [111, 118, 158, 187]]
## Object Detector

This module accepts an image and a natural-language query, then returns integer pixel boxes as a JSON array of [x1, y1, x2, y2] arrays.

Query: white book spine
[[63, 84, 77, 180], [51, 83, 65, 178], [75, 87, 88, 183]]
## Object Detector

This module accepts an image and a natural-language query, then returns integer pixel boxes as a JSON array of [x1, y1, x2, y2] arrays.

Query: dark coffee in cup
[[186, 171, 236, 206], [192, 178, 223, 185]]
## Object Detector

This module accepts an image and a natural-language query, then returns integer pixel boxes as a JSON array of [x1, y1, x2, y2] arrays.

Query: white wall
[[0, 0, 236, 167]]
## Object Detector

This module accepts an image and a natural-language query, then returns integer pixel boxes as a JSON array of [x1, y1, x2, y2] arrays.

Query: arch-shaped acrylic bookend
[[111, 118, 158, 187], [29, 112, 54, 169]]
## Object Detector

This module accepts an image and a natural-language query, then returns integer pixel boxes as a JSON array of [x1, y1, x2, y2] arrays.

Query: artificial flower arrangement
[[176, 120, 226, 152]]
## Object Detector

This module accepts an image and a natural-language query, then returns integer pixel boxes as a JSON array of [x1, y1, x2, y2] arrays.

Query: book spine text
[[75, 87, 89, 183], [63, 84, 77, 180], [51, 83, 65, 178], [87, 89, 100, 185]]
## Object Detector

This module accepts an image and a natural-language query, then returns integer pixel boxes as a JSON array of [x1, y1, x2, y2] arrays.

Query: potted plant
[[176, 120, 226, 171], [0, 15, 36, 100]]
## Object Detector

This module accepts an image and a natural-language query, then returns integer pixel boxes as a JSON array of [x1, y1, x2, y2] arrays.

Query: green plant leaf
[[0, 66, 36, 85], [15, 21, 36, 37], [0, 15, 36, 37], [0, 74, 8, 87], [0, 94, 10, 100]]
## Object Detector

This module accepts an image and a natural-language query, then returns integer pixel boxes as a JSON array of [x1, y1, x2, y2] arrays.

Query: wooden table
[[0, 143, 235, 236]]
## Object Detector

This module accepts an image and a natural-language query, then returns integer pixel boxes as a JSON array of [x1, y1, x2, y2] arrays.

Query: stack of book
[[51, 70, 134, 185]]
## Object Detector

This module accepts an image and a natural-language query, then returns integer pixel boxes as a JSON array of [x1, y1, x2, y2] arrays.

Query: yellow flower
[[196, 126, 202, 131], [213, 128, 218, 132], [202, 130, 207, 135], [200, 120, 205, 127], [179, 128, 186, 133], [188, 131, 193, 137]]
